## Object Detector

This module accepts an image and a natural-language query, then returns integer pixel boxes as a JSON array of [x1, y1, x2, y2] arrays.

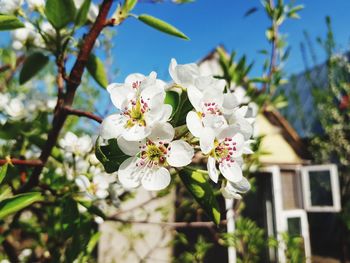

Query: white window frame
[[301, 164, 341, 212], [282, 209, 311, 263]]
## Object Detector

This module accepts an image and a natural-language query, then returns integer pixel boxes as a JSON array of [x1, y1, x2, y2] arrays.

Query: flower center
[[136, 140, 169, 168], [209, 137, 237, 164], [199, 101, 223, 118], [123, 97, 149, 128]]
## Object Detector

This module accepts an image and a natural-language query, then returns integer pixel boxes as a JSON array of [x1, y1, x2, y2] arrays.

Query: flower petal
[[107, 83, 134, 110], [219, 161, 243, 183], [125, 73, 146, 85], [122, 124, 151, 141], [96, 189, 109, 199], [118, 157, 142, 189], [187, 85, 203, 111], [141, 167, 171, 191], [167, 140, 194, 167], [186, 111, 203, 138], [199, 127, 215, 154], [117, 136, 143, 156], [148, 122, 175, 143], [99, 114, 125, 140], [207, 156, 219, 183], [228, 177, 251, 193], [75, 175, 90, 191]]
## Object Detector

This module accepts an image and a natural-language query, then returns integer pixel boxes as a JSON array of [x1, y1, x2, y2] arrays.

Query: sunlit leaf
[[138, 14, 189, 40], [75, 0, 91, 27], [179, 168, 221, 225], [0, 192, 43, 219], [0, 163, 8, 185], [0, 15, 24, 31], [87, 53, 108, 89], [45, 0, 76, 29]]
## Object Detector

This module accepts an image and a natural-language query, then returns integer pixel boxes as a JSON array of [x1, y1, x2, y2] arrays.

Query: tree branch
[[18, 0, 114, 193], [0, 159, 43, 167], [107, 217, 227, 229], [63, 106, 102, 123]]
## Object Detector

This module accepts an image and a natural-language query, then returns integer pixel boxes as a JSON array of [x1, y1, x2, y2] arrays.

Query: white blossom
[[27, 0, 45, 10], [221, 177, 251, 199], [100, 72, 172, 141], [4, 98, 26, 120], [205, 126, 253, 184], [117, 122, 194, 191], [59, 132, 93, 155], [75, 174, 112, 200], [0, 0, 23, 14]]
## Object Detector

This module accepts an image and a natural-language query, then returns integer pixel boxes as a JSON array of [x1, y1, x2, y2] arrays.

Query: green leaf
[[87, 54, 108, 89], [75, 0, 91, 27], [86, 232, 101, 254], [164, 90, 180, 118], [124, 0, 138, 13], [95, 138, 129, 173], [61, 197, 80, 238], [19, 52, 49, 84], [0, 15, 24, 31], [45, 0, 76, 29], [137, 14, 189, 40], [171, 91, 193, 126], [179, 168, 221, 225], [0, 163, 8, 185], [0, 192, 43, 219], [0, 187, 12, 201]]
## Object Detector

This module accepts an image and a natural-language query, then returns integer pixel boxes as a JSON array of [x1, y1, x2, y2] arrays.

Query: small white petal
[[118, 157, 142, 189], [75, 175, 90, 191], [199, 127, 215, 154], [122, 124, 151, 141], [125, 73, 146, 85], [95, 189, 109, 199], [148, 122, 175, 143], [100, 114, 125, 140], [207, 156, 219, 183], [141, 167, 171, 191], [167, 140, 194, 167], [107, 83, 133, 110], [117, 136, 143, 156], [223, 92, 239, 112], [186, 111, 203, 138], [228, 177, 251, 193], [187, 85, 203, 111], [219, 161, 243, 183], [146, 104, 172, 124]]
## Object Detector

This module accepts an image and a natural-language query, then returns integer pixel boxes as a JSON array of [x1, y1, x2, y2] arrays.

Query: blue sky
[[111, 0, 350, 81], [1, 1, 350, 83]]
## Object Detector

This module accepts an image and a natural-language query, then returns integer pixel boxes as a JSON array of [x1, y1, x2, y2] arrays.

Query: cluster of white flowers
[[59, 132, 123, 205], [99, 59, 256, 199], [2, 0, 99, 51], [0, 93, 56, 124]]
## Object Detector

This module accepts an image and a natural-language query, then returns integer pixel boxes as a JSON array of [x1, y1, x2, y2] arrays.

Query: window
[[301, 164, 341, 212], [282, 210, 311, 262]]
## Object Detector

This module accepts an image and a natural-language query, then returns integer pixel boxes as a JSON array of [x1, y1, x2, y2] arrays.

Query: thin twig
[[0, 159, 43, 167], [63, 106, 102, 123], [107, 217, 227, 229]]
